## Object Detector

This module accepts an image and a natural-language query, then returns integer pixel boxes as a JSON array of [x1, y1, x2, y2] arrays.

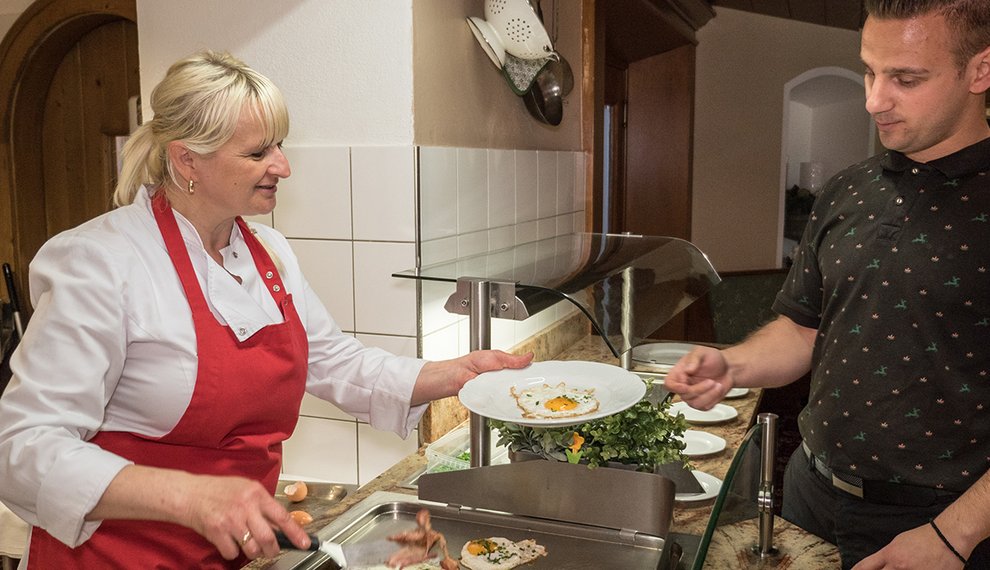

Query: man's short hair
[[865, 0, 990, 70]]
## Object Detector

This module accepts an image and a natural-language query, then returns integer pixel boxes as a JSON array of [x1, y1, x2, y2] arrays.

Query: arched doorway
[[0, 0, 138, 317], [778, 66, 874, 264]]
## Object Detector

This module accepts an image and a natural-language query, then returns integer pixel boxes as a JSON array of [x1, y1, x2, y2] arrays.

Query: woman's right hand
[[88, 466, 314, 560], [179, 473, 313, 560], [663, 346, 734, 411]]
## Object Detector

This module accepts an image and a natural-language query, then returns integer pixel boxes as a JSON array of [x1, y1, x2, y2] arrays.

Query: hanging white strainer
[[484, 0, 554, 60]]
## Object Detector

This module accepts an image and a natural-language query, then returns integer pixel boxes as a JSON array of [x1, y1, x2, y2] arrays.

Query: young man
[[665, 1, 990, 568]]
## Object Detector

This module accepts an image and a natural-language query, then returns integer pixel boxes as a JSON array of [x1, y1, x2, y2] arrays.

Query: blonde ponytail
[[114, 123, 165, 206]]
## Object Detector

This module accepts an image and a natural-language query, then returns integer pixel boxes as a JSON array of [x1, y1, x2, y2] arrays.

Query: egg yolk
[[467, 539, 498, 555], [544, 395, 578, 412]]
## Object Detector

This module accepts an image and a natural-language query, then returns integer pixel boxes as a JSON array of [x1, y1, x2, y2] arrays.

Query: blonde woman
[[0, 51, 531, 568]]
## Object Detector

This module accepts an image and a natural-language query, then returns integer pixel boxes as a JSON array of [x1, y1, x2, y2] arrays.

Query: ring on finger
[[240, 530, 253, 546]]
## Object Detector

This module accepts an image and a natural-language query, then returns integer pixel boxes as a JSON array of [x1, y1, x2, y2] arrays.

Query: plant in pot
[[489, 380, 691, 472]]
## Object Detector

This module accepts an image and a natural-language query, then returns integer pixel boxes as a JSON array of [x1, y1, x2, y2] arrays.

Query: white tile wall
[[418, 146, 457, 241], [457, 148, 489, 235], [282, 416, 359, 484], [418, 146, 587, 361], [516, 151, 539, 223], [352, 146, 417, 242], [289, 238, 355, 332], [276, 146, 352, 240], [557, 151, 576, 214], [421, 280, 459, 336], [353, 241, 417, 336], [276, 144, 420, 486], [488, 149, 516, 228], [354, 334, 419, 485], [357, 423, 420, 486], [421, 320, 462, 361], [537, 150, 558, 219], [280, 144, 586, 487]]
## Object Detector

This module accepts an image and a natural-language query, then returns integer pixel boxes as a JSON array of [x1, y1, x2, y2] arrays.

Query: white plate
[[458, 360, 646, 427], [677, 430, 727, 457], [668, 401, 739, 425], [631, 342, 699, 368], [675, 470, 722, 505], [725, 387, 750, 399]]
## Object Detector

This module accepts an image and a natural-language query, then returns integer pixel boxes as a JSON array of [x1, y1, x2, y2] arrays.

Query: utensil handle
[[2, 264, 20, 311], [2, 263, 24, 338], [275, 531, 320, 551]]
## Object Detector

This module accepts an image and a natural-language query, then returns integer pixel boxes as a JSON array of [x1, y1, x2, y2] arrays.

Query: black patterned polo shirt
[[773, 136, 990, 492]]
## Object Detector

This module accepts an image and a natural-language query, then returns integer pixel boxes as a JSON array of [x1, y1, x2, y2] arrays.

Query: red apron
[[28, 193, 309, 568]]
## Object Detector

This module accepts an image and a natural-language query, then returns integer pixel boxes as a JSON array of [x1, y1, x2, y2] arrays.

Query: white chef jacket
[[0, 187, 426, 548]]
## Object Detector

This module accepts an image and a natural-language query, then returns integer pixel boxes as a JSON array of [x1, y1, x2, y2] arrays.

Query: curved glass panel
[[692, 423, 764, 569], [393, 232, 720, 356]]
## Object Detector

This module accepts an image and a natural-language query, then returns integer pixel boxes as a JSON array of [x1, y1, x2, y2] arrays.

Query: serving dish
[[269, 491, 673, 570], [631, 342, 700, 369], [725, 387, 750, 399], [674, 470, 722, 507], [458, 360, 646, 427], [677, 430, 727, 457], [668, 401, 739, 425]]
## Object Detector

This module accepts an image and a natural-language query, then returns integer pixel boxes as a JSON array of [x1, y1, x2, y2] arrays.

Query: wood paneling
[[0, 0, 137, 315], [714, 0, 866, 30], [624, 45, 695, 241], [43, 20, 136, 237]]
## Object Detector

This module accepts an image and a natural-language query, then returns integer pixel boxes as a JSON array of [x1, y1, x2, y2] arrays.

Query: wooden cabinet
[[585, 0, 713, 339]]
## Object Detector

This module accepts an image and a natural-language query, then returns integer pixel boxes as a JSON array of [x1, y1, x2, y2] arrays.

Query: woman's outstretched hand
[[412, 351, 534, 405]]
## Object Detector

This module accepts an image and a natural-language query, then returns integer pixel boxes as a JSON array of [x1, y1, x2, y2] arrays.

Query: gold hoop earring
[[187, 179, 195, 195]]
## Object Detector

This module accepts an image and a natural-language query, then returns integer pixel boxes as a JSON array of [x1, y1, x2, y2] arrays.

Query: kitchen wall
[[135, 0, 585, 485], [692, 7, 863, 271], [412, 0, 583, 150], [417, 147, 586, 363]]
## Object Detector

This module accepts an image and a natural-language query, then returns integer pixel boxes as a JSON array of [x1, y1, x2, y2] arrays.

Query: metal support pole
[[468, 279, 492, 468], [620, 266, 634, 369], [754, 412, 780, 558]]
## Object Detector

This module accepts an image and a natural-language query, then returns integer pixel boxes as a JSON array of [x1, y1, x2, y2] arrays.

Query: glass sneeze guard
[[393, 232, 721, 358]]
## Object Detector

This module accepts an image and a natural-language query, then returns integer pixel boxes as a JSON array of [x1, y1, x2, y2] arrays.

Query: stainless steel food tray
[[270, 491, 671, 570]]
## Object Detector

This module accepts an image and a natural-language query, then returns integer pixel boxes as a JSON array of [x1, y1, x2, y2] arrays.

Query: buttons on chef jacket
[[911, 167, 920, 174], [238, 327, 247, 337], [272, 284, 281, 292], [266, 271, 274, 279], [895, 196, 904, 205]]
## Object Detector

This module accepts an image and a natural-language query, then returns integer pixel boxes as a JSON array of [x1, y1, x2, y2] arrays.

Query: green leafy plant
[[490, 381, 690, 471]]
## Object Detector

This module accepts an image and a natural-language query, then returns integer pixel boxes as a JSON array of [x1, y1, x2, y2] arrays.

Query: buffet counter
[[556, 336, 841, 568], [247, 336, 840, 569]]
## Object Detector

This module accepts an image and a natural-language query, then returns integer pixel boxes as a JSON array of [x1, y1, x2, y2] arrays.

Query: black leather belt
[[801, 441, 962, 507]]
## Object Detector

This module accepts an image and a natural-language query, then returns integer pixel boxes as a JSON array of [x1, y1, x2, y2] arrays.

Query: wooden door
[[42, 20, 139, 237], [0, 0, 138, 318]]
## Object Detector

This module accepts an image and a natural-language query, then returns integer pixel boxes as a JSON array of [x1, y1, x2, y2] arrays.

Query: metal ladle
[[530, 0, 573, 95], [554, 53, 574, 96], [523, 58, 564, 126]]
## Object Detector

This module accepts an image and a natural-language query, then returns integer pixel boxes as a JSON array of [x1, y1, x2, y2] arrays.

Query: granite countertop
[[248, 335, 840, 569], [555, 336, 840, 568]]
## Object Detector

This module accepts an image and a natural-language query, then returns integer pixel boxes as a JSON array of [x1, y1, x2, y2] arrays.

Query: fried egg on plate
[[460, 537, 547, 570], [510, 382, 600, 419]]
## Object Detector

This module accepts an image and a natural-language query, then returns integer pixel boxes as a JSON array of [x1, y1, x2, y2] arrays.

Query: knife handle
[[2, 263, 20, 311], [275, 530, 320, 551]]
